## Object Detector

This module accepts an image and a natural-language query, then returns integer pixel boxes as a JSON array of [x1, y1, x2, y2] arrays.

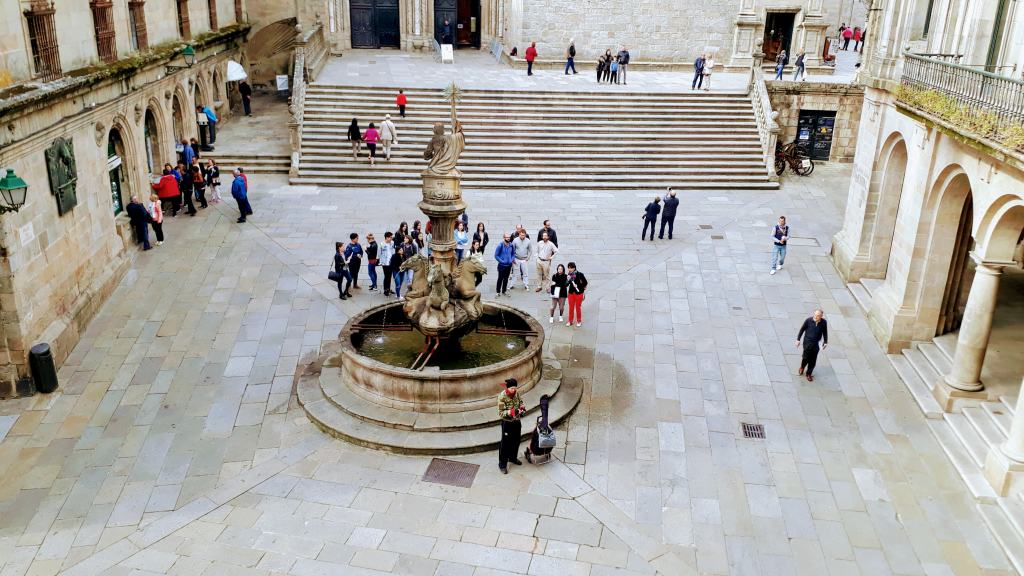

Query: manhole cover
[[423, 458, 479, 488], [699, 224, 713, 230], [741, 423, 765, 439]]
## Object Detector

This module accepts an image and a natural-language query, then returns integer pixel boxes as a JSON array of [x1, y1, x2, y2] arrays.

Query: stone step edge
[[288, 180, 780, 190], [928, 419, 998, 502], [887, 354, 944, 419], [978, 502, 1024, 575], [319, 363, 565, 432], [297, 366, 584, 455], [308, 85, 750, 97]]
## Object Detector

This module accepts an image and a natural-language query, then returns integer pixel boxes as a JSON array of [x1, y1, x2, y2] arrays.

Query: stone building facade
[[0, 0, 249, 397], [768, 82, 864, 162]]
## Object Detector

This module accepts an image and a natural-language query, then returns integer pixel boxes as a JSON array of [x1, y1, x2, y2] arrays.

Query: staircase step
[[918, 341, 952, 376], [289, 177, 779, 190], [964, 405, 1009, 447], [298, 155, 767, 167], [904, 347, 941, 389], [1001, 396, 1018, 418], [984, 402, 1014, 438], [979, 502, 1024, 574], [848, 282, 872, 313], [928, 419, 998, 501], [933, 332, 958, 362], [860, 278, 884, 297], [946, 412, 991, 467], [887, 354, 944, 419], [295, 166, 770, 177]]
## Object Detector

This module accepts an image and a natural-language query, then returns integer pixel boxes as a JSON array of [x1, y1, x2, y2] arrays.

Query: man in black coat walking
[[659, 188, 679, 239], [642, 196, 661, 241], [126, 196, 154, 251], [796, 309, 829, 381]]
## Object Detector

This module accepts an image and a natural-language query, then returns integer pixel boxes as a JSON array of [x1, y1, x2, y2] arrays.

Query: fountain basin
[[333, 302, 544, 414]]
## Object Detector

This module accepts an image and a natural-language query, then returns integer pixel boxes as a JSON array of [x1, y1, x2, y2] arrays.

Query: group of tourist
[[331, 218, 590, 326], [691, 53, 715, 90], [595, 46, 630, 84], [347, 114, 399, 166], [839, 24, 866, 51], [773, 49, 808, 81]]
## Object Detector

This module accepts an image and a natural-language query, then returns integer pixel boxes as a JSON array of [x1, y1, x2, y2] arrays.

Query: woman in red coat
[[151, 168, 180, 216], [525, 42, 538, 76]]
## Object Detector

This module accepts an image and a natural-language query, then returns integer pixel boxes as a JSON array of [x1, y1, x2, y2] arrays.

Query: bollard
[[29, 343, 58, 393]]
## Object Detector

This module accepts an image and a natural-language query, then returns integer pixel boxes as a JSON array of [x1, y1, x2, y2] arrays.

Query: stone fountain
[[296, 84, 581, 454]]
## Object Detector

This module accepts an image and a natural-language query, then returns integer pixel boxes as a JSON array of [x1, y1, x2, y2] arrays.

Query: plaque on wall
[[45, 137, 79, 216]]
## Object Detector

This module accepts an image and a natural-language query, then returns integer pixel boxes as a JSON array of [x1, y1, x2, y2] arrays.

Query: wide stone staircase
[[291, 86, 778, 190], [847, 278, 1024, 571]]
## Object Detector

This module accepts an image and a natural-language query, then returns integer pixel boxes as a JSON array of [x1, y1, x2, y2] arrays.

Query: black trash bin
[[29, 343, 58, 393]]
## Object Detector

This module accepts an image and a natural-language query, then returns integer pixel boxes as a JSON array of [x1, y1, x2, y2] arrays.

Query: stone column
[[933, 254, 1013, 409], [984, 379, 1024, 495]]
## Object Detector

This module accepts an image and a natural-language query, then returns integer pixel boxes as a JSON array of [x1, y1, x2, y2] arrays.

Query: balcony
[[897, 52, 1024, 155]]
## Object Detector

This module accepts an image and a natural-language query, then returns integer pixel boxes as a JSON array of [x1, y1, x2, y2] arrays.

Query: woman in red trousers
[[566, 262, 588, 327]]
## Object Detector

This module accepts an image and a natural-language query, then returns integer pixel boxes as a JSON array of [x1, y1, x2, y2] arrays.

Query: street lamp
[[165, 44, 196, 73], [0, 169, 28, 214]]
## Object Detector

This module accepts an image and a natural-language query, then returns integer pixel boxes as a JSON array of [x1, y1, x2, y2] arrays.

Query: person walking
[[692, 53, 706, 90], [396, 89, 407, 117], [334, 242, 353, 299], [774, 49, 787, 80], [702, 55, 715, 90], [473, 222, 489, 252], [512, 228, 533, 290], [842, 25, 853, 50], [525, 41, 538, 76], [147, 193, 164, 245], [796, 309, 828, 381], [365, 233, 379, 291], [536, 220, 558, 247], [617, 46, 630, 84], [565, 40, 577, 74], [455, 221, 469, 263], [230, 169, 251, 223], [190, 164, 208, 209], [178, 162, 197, 216], [494, 233, 515, 296], [770, 215, 789, 275], [391, 245, 406, 299], [566, 262, 587, 326], [205, 158, 221, 203], [380, 232, 396, 296], [126, 196, 153, 251], [239, 81, 253, 116], [347, 118, 362, 160], [497, 378, 525, 474], [853, 27, 862, 51], [152, 167, 179, 216], [549, 264, 568, 323], [363, 122, 380, 166], [659, 188, 679, 239], [379, 114, 398, 161], [345, 233, 364, 289], [642, 196, 661, 241], [535, 231, 558, 292], [792, 51, 806, 81]]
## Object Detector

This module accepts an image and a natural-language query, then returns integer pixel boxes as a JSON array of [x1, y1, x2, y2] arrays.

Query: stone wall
[[0, 35, 245, 397], [768, 81, 864, 162]]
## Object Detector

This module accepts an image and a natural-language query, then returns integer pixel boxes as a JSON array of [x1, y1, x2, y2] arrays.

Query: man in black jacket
[[796, 309, 828, 381], [617, 46, 630, 84], [642, 196, 661, 241], [659, 188, 679, 239], [565, 40, 577, 75], [125, 196, 153, 251], [537, 220, 558, 247]]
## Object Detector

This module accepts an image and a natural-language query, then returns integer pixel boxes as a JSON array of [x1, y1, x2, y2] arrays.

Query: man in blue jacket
[[199, 105, 218, 144], [230, 169, 252, 223], [692, 54, 706, 90], [493, 233, 515, 297]]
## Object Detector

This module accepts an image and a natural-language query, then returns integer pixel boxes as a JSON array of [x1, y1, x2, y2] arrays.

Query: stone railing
[[749, 47, 781, 181], [901, 52, 1024, 127], [287, 24, 328, 178]]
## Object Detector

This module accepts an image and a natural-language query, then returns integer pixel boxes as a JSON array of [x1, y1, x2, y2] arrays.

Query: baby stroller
[[524, 394, 556, 464]]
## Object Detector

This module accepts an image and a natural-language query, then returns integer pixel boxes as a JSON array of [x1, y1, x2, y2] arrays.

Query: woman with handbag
[[549, 264, 568, 324], [332, 242, 353, 299], [205, 158, 221, 204]]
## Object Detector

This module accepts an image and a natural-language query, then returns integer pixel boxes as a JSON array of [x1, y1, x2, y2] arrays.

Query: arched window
[[144, 108, 160, 172], [107, 129, 127, 215]]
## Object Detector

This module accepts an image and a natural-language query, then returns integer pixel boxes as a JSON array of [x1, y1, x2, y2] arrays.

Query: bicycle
[[775, 141, 814, 176]]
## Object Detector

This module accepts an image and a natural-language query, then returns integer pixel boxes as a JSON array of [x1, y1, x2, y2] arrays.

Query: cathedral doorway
[[350, 0, 400, 48], [763, 11, 796, 63], [434, 0, 480, 48]]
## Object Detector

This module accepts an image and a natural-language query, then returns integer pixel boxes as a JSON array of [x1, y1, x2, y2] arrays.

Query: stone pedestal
[[984, 380, 1024, 495], [419, 171, 466, 273]]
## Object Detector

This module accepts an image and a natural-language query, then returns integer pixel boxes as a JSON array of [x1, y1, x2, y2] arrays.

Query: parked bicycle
[[775, 141, 814, 176]]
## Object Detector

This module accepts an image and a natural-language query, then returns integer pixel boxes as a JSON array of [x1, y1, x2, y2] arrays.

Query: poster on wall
[[44, 137, 78, 216]]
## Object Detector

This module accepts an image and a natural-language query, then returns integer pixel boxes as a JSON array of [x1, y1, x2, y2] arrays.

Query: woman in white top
[[454, 221, 469, 263], [702, 56, 715, 91]]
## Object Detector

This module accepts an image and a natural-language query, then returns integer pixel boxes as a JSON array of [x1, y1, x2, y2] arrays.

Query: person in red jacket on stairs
[[525, 42, 538, 76]]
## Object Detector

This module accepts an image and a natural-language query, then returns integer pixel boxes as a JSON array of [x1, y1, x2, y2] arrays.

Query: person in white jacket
[[380, 114, 398, 161]]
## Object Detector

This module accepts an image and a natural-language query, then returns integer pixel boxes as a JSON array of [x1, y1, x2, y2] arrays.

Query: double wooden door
[[351, 0, 400, 48]]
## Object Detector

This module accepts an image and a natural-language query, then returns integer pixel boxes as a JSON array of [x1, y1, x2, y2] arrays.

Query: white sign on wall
[[276, 75, 290, 91], [19, 222, 34, 247]]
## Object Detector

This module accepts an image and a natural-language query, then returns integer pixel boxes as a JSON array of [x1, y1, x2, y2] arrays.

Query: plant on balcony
[[895, 84, 1024, 153]]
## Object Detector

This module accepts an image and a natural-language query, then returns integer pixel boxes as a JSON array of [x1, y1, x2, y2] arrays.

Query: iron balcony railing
[[901, 52, 1024, 126]]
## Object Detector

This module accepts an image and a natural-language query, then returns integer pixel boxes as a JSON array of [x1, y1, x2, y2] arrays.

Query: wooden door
[[375, 0, 400, 47], [351, 0, 378, 48]]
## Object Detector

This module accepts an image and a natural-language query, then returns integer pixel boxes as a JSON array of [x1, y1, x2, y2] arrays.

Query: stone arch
[[171, 83, 190, 144], [143, 99, 167, 173], [106, 117, 136, 215], [866, 131, 910, 278], [212, 66, 225, 102], [193, 72, 211, 109], [976, 195, 1024, 263], [902, 164, 975, 337]]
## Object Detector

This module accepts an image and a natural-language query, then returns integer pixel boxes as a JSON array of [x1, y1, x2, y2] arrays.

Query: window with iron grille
[[90, 0, 117, 63], [24, 0, 61, 81], [207, 0, 218, 31], [177, 0, 191, 40], [128, 0, 148, 51]]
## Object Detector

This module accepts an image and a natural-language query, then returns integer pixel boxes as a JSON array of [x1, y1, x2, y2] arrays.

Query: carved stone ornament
[[164, 89, 172, 100], [134, 103, 143, 124], [45, 137, 79, 216], [94, 122, 106, 146]]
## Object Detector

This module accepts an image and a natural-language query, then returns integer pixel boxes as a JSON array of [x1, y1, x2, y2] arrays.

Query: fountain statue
[[401, 83, 484, 341]]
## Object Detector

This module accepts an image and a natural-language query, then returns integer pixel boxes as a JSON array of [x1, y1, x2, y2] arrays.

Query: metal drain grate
[[742, 423, 766, 439], [423, 458, 479, 488]]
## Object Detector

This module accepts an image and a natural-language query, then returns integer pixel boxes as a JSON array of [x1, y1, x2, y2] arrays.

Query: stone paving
[[0, 158, 1017, 575]]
